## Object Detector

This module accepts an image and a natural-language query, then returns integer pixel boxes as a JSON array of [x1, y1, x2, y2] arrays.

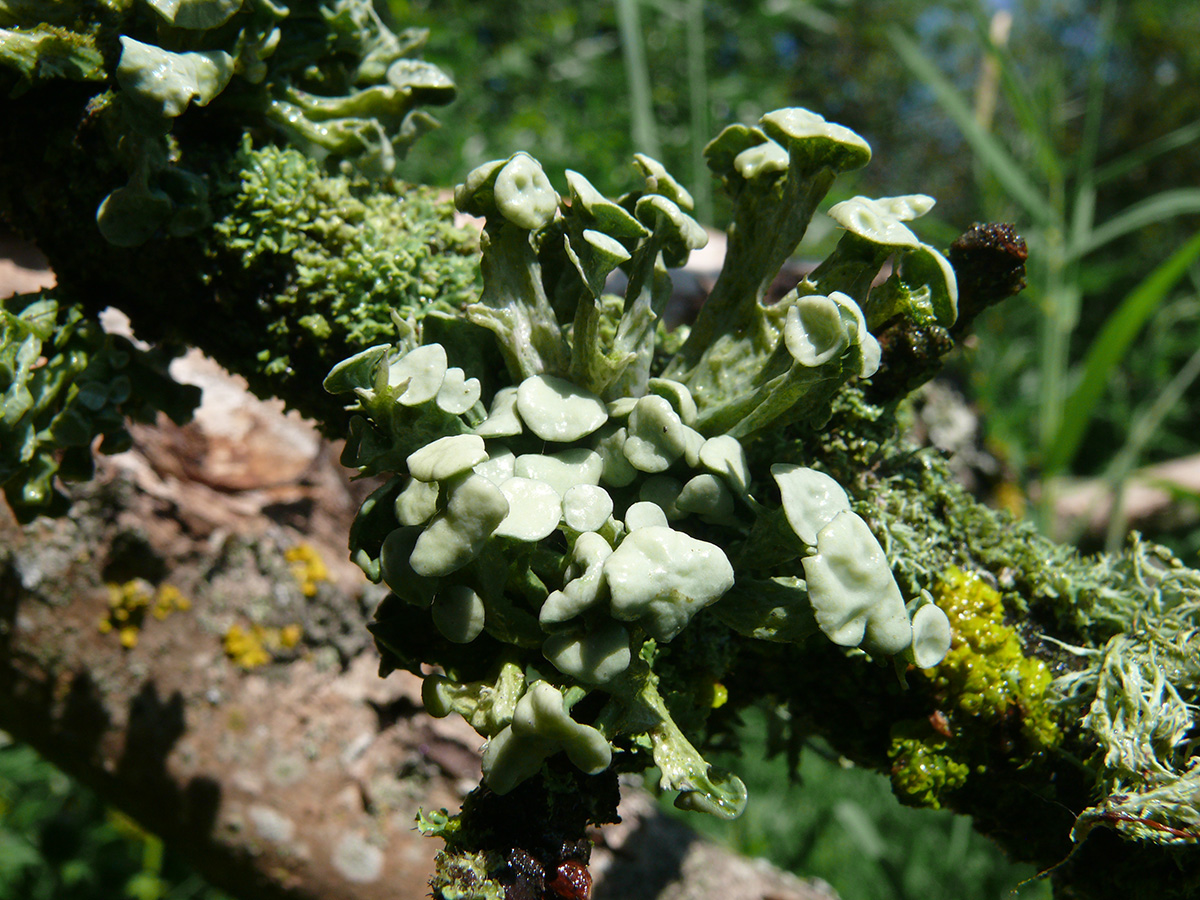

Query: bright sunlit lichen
[[223, 622, 303, 669], [925, 567, 1058, 748], [285, 543, 330, 598], [328, 106, 962, 819], [98, 581, 193, 649]]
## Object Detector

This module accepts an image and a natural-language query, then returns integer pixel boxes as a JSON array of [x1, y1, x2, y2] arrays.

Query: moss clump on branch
[[888, 719, 970, 809], [208, 139, 479, 418]]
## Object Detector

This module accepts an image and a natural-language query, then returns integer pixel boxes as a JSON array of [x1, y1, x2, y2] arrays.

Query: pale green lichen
[[431, 584, 487, 644], [1050, 545, 1200, 846], [115, 37, 235, 118], [1, 0, 458, 248], [330, 108, 959, 818], [211, 141, 479, 421], [0, 24, 104, 86], [802, 509, 914, 656], [0, 293, 198, 521]]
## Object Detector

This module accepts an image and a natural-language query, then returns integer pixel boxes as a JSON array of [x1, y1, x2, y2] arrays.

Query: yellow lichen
[[152, 584, 191, 619], [223, 622, 304, 668], [98, 581, 193, 648], [108, 580, 151, 613], [925, 567, 1058, 747], [223, 624, 272, 668], [285, 543, 330, 597]]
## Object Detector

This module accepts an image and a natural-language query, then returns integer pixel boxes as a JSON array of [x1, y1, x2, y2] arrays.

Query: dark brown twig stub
[[866, 223, 1028, 404]]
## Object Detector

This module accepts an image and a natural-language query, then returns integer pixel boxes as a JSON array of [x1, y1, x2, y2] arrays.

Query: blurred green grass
[[660, 707, 1054, 900], [0, 736, 229, 900]]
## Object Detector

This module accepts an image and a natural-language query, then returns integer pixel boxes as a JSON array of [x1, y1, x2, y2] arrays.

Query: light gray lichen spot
[[267, 753, 307, 786], [332, 831, 385, 883], [248, 805, 296, 845]]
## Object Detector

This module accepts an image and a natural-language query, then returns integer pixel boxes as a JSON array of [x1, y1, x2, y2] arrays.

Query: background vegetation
[[4, 0, 1200, 897]]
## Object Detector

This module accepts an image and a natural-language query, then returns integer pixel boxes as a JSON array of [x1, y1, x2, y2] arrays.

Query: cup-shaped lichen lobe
[[493, 153, 559, 231], [783, 295, 849, 368]]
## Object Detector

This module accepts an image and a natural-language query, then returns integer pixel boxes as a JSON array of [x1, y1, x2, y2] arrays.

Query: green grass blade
[[967, 9, 1062, 187], [1073, 188, 1200, 257], [1070, 182, 1096, 257], [1073, 1, 1113, 184], [1044, 228, 1200, 475], [1093, 117, 1200, 187], [888, 27, 1055, 228], [616, 0, 660, 160]]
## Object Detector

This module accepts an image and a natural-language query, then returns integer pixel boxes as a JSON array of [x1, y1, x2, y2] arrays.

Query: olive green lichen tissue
[[328, 108, 957, 818]]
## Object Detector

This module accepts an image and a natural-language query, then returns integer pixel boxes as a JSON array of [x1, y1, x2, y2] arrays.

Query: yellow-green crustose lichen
[[285, 542, 330, 598], [924, 566, 1058, 748], [888, 566, 1059, 809], [98, 580, 192, 649], [223, 622, 303, 669], [888, 720, 969, 809]]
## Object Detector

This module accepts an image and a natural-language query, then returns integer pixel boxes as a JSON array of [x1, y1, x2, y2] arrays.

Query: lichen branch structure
[[326, 108, 1200, 898], [1, 0, 480, 506], [5, 7, 1200, 898]]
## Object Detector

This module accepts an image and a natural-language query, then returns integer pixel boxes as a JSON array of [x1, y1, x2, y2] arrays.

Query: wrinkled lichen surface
[[6, 5, 1200, 899]]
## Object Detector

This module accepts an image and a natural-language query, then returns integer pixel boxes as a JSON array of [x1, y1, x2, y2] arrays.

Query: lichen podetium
[[322, 107, 977, 894]]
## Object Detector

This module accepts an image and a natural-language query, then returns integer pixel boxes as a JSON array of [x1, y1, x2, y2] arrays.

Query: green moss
[[429, 850, 506, 900], [207, 140, 481, 419], [213, 140, 479, 340], [924, 567, 1059, 748], [888, 721, 969, 809]]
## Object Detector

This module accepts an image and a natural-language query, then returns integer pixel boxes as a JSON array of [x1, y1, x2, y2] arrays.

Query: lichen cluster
[[888, 720, 969, 809], [1053, 541, 1200, 846], [0, 0, 458, 246], [98, 580, 192, 649], [284, 542, 330, 597], [223, 621, 302, 668], [886, 566, 1058, 809], [928, 566, 1058, 746], [0, 0, 480, 501], [207, 140, 479, 410], [1, 293, 199, 521], [326, 108, 959, 820]]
